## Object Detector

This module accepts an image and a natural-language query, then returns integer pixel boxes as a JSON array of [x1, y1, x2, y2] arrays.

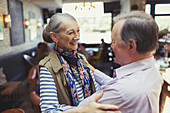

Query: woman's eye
[[77, 30, 80, 33], [68, 32, 73, 35]]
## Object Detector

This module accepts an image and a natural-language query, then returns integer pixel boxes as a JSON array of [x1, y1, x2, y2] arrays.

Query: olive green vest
[[39, 48, 96, 105]]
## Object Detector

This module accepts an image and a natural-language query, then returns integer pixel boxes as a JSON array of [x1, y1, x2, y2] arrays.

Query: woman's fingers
[[97, 103, 119, 111], [91, 91, 104, 102], [90, 91, 119, 110]]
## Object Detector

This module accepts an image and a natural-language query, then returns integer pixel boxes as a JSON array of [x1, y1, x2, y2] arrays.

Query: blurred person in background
[[35, 42, 50, 64], [78, 43, 93, 64], [100, 38, 106, 49]]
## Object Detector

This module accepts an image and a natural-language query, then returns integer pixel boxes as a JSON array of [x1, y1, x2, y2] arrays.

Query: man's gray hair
[[113, 11, 159, 54]]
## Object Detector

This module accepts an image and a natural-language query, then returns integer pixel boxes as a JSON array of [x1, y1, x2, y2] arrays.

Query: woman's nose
[[74, 32, 80, 40], [73, 37, 80, 40]]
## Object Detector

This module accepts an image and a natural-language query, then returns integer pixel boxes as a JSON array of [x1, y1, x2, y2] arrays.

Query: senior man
[[59, 11, 163, 113], [77, 11, 163, 113]]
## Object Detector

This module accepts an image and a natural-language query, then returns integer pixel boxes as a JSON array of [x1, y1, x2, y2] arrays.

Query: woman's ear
[[128, 40, 136, 54], [49, 32, 58, 43]]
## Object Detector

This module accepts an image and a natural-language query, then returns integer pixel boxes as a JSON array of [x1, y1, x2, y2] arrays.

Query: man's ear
[[49, 32, 58, 43], [128, 40, 136, 53]]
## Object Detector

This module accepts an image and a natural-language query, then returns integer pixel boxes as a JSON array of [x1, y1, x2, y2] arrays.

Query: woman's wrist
[[91, 68, 95, 73]]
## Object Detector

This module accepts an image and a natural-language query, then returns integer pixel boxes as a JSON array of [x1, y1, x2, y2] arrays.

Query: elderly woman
[[39, 13, 116, 113]]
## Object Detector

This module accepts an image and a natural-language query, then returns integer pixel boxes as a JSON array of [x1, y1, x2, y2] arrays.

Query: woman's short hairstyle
[[43, 13, 76, 43], [113, 11, 159, 54]]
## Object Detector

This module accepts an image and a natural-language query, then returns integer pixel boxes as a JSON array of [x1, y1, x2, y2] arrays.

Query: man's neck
[[122, 52, 153, 66], [130, 52, 153, 63]]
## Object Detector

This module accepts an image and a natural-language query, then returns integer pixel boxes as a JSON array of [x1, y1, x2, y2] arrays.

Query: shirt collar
[[115, 56, 155, 79]]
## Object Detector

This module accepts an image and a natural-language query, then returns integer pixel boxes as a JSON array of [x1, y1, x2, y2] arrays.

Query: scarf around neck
[[56, 47, 91, 106]]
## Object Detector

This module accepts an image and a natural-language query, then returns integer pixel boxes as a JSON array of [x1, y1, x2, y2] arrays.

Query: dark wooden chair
[[23, 54, 35, 67], [2, 108, 25, 113], [27, 65, 40, 108], [29, 91, 40, 107]]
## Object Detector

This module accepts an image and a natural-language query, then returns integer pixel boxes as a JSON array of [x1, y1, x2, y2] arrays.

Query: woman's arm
[[40, 66, 73, 113], [63, 91, 120, 113]]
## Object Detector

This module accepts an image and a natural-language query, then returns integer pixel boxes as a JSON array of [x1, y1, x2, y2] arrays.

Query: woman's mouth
[[70, 42, 77, 46]]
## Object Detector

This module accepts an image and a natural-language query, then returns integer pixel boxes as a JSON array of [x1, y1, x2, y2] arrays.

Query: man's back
[[100, 57, 163, 113], [116, 59, 163, 113], [79, 57, 163, 113]]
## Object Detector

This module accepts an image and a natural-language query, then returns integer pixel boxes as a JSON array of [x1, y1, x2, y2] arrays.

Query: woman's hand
[[84, 60, 96, 73], [79, 91, 120, 113]]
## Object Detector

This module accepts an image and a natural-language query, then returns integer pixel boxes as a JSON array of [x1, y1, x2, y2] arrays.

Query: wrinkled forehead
[[58, 19, 79, 33], [61, 18, 77, 27]]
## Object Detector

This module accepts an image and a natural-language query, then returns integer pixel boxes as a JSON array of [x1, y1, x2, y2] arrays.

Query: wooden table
[[154, 55, 170, 84], [0, 81, 22, 102], [161, 70, 170, 85], [154, 55, 170, 112], [159, 72, 170, 113]]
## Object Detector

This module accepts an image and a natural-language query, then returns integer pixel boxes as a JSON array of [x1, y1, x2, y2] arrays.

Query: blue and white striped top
[[40, 61, 99, 113]]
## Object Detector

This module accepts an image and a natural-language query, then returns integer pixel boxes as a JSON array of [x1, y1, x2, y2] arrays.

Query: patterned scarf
[[56, 48, 91, 106]]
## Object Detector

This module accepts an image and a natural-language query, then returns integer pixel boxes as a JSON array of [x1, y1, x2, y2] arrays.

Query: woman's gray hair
[[113, 11, 159, 54], [42, 13, 76, 43]]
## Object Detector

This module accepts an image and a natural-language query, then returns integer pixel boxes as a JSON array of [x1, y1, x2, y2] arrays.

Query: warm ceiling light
[[4, 16, 10, 23], [3, 14, 11, 28], [24, 19, 30, 28], [75, 5, 78, 10], [90, 2, 92, 7], [75, 2, 95, 11], [90, 2, 95, 8], [25, 20, 30, 26], [83, 2, 85, 7], [37, 21, 42, 28]]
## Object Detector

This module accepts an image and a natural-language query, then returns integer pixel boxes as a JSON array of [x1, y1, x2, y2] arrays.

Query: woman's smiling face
[[56, 19, 80, 52]]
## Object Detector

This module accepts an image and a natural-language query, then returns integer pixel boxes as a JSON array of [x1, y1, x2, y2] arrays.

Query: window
[[146, 3, 170, 32], [155, 4, 170, 31], [63, 2, 112, 44], [155, 4, 170, 14], [155, 16, 170, 31], [145, 4, 151, 14]]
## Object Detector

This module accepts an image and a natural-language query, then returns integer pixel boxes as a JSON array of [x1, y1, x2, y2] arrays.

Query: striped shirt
[[40, 56, 99, 113]]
